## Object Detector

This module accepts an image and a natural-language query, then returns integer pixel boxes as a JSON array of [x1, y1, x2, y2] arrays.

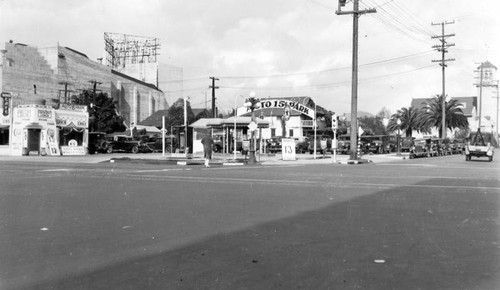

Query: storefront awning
[[220, 116, 270, 129], [55, 110, 89, 129], [189, 118, 224, 129]]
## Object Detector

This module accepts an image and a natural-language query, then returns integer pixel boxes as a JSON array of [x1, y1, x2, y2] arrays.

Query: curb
[[337, 159, 373, 165], [109, 157, 248, 166]]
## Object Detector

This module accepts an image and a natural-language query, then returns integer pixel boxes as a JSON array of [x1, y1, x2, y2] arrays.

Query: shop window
[[0, 128, 9, 145], [59, 127, 84, 146]]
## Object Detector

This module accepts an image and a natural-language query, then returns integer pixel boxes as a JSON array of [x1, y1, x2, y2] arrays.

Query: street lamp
[[396, 118, 402, 156], [244, 92, 260, 164]]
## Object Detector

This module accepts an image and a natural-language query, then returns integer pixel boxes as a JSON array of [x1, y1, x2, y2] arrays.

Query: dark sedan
[[108, 135, 149, 153]]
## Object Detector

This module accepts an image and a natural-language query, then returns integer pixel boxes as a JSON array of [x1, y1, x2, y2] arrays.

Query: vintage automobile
[[295, 137, 310, 154], [440, 138, 453, 155], [87, 132, 111, 154], [427, 138, 450, 156], [400, 136, 415, 152], [465, 131, 496, 162], [336, 136, 351, 155], [424, 138, 439, 157], [266, 137, 283, 153], [360, 135, 390, 154], [308, 135, 329, 154], [337, 140, 350, 155], [143, 135, 177, 153], [451, 139, 465, 154], [107, 135, 149, 153], [409, 139, 429, 159], [212, 139, 248, 154]]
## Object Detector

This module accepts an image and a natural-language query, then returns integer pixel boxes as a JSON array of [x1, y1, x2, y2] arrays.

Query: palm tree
[[386, 106, 425, 137], [419, 95, 469, 138]]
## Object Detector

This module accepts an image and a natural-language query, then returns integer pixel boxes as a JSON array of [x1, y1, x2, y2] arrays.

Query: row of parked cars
[[88, 133, 178, 154], [409, 138, 464, 159]]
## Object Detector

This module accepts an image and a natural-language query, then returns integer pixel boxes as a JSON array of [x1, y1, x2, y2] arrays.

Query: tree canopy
[[70, 90, 126, 133], [386, 106, 426, 137], [164, 98, 196, 129], [419, 95, 469, 138]]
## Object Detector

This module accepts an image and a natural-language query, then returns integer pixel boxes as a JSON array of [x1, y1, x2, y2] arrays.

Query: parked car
[[108, 135, 149, 153], [360, 135, 391, 154], [87, 132, 111, 154], [440, 138, 453, 155], [409, 139, 429, 159], [400, 136, 414, 152], [308, 136, 328, 154], [425, 138, 439, 157], [266, 137, 283, 153], [295, 137, 310, 154], [451, 139, 465, 154], [143, 135, 177, 153]]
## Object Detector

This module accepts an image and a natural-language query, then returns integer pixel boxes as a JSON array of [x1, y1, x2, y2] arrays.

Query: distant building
[[0, 41, 167, 155], [475, 61, 498, 135]]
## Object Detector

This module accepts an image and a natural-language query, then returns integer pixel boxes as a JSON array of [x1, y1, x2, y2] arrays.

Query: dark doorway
[[27, 129, 41, 155]]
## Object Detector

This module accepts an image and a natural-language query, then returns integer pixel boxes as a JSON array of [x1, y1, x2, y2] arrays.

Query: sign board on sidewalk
[[242, 140, 250, 151], [281, 138, 296, 161]]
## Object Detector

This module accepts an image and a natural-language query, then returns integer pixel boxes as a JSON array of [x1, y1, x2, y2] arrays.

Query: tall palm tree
[[419, 95, 469, 138], [386, 106, 425, 137]]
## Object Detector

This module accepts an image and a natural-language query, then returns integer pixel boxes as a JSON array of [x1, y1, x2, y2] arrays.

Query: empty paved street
[[0, 154, 499, 289]]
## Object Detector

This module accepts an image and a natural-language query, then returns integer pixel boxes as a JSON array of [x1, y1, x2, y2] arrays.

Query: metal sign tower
[[104, 32, 160, 69]]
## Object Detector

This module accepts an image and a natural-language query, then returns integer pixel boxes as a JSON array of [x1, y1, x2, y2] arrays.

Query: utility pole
[[89, 80, 102, 95], [209, 77, 219, 118], [58, 81, 73, 104], [476, 64, 484, 130], [336, 0, 376, 160], [494, 81, 499, 139], [431, 21, 455, 139]]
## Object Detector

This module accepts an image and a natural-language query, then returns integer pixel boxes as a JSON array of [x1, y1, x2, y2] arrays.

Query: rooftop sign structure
[[104, 32, 160, 69]]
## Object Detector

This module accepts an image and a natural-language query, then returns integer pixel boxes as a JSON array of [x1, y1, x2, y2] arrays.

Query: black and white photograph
[[0, 0, 499, 289]]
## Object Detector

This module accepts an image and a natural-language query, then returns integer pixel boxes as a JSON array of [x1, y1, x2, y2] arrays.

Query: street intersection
[[0, 154, 498, 289]]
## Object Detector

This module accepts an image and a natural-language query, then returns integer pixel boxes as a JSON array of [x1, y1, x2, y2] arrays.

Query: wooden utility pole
[[209, 77, 219, 118], [431, 21, 455, 138], [89, 80, 102, 95], [336, 0, 376, 160], [58, 81, 73, 104]]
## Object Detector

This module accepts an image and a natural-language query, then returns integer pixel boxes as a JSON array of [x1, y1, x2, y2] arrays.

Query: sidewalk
[[0, 151, 409, 165]]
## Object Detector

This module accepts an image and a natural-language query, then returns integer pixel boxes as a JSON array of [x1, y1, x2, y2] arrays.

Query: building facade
[[237, 96, 328, 140], [475, 61, 498, 135], [0, 41, 167, 155]]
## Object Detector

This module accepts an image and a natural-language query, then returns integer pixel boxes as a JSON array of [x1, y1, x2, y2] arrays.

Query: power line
[[362, 0, 434, 45], [218, 64, 435, 91]]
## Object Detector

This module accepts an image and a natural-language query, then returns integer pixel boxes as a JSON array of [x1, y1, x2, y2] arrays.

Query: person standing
[[201, 134, 214, 168]]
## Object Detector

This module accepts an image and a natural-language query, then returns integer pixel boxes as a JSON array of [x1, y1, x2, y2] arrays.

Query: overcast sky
[[1, 0, 499, 116]]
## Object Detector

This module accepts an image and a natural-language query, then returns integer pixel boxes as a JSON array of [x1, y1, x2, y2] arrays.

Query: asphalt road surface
[[0, 154, 499, 290]]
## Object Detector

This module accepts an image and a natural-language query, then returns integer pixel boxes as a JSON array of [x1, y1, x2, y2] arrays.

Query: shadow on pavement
[[29, 179, 500, 290]]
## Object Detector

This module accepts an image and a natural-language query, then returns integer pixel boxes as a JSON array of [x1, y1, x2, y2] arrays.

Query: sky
[[1, 0, 499, 116]]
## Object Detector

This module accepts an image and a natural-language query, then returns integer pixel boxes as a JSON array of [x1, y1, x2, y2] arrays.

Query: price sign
[[281, 138, 296, 161]]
